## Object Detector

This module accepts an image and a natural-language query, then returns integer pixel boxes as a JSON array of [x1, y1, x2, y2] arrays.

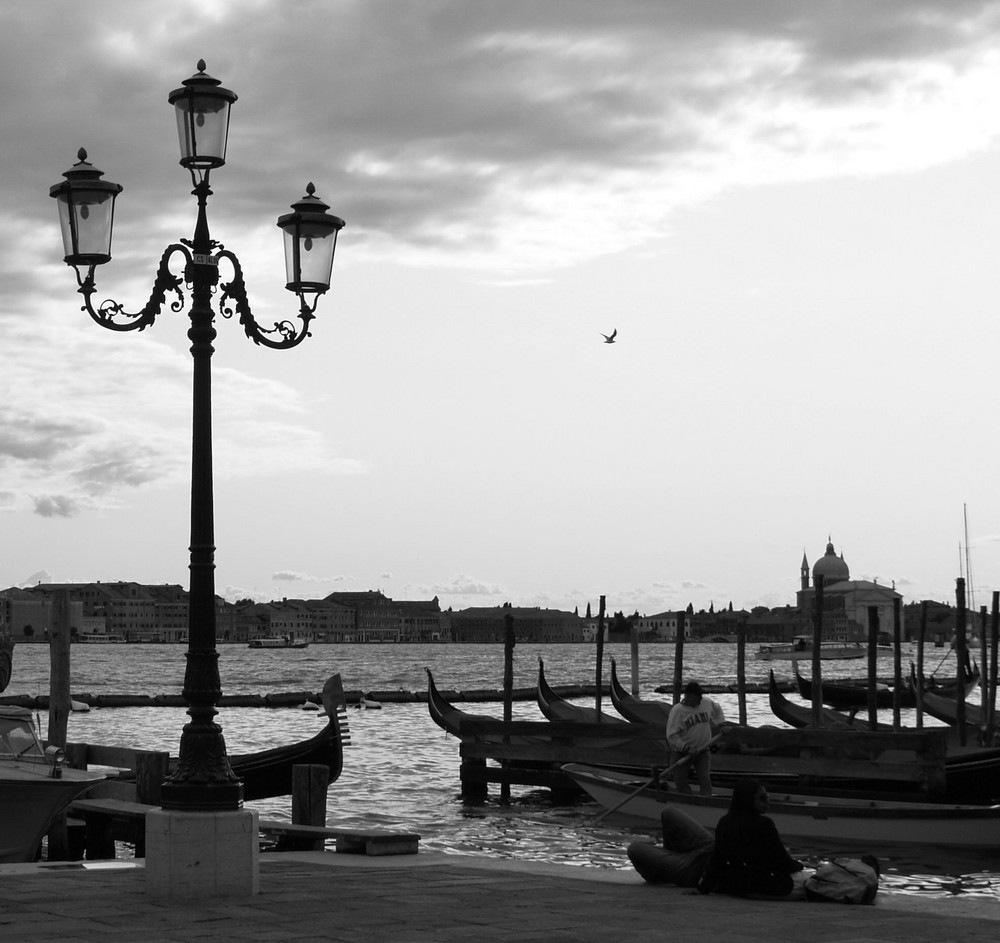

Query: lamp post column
[[50, 64, 345, 891], [160, 180, 242, 811]]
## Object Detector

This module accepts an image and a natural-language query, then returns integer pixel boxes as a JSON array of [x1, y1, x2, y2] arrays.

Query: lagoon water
[[8, 641, 999, 902]]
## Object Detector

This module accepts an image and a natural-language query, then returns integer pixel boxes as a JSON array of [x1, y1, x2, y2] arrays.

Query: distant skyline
[[5, 3, 1000, 617]]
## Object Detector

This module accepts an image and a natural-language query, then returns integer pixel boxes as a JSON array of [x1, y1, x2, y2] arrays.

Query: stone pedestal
[[144, 809, 259, 898]]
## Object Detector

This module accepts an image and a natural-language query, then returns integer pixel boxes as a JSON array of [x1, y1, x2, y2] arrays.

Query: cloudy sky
[[5, 0, 1000, 617]]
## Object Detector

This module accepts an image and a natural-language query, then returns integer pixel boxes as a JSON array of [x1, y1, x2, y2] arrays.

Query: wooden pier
[[59, 755, 419, 860], [453, 718, 950, 800]]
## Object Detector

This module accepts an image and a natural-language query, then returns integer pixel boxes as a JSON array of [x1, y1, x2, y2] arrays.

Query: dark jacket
[[697, 783, 803, 898]]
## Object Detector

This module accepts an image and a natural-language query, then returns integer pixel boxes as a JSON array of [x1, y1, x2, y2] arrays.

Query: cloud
[[20, 570, 55, 587], [0, 313, 362, 517], [220, 584, 270, 603], [432, 574, 508, 596], [32, 495, 81, 518], [271, 571, 352, 584], [8, 2, 1000, 277]]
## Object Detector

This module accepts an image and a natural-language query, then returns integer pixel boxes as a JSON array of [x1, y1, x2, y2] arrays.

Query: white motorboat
[[755, 636, 865, 661], [1, 706, 108, 863]]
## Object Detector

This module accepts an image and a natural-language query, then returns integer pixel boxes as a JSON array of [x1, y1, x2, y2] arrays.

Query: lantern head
[[277, 183, 345, 295], [168, 60, 237, 171], [49, 148, 123, 267]]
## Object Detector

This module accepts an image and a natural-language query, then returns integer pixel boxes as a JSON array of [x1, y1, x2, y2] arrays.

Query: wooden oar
[[593, 734, 722, 824]]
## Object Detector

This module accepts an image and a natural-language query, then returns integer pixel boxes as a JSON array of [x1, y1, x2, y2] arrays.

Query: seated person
[[695, 779, 806, 899]]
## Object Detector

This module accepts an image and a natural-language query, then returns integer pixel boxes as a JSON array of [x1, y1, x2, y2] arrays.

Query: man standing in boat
[[0, 625, 13, 692], [666, 681, 726, 796]]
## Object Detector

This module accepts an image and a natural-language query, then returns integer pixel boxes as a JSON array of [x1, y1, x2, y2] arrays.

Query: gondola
[[794, 662, 980, 711], [609, 658, 672, 725], [168, 674, 350, 802], [909, 673, 998, 732], [793, 662, 904, 709], [536, 658, 628, 724], [426, 668, 649, 759], [773, 671, 1000, 802], [563, 762, 1000, 850], [768, 670, 874, 730], [228, 673, 350, 800], [426, 667, 504, 738]]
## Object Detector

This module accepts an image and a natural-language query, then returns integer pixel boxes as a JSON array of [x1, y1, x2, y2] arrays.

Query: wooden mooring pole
[[501, 613, 515, 802], [980, 605, 989, 741], [866, 605, 879, 729], [46, 589, 73, 860], [916, 600, 927, 728], [594, 596, 606, 718], [736, 616, 747, 726], [988, 592, 999, 747], [280, 764, 330, 851], [810, 575, 823, 728], [672, 610, 685, 703], [956, 577, 968, 746], [630, 620, 640, 696], [892, 597, 902, 730]]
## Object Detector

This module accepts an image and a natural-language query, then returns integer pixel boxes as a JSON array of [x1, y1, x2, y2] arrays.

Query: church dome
[[813, 540, 849, 583]]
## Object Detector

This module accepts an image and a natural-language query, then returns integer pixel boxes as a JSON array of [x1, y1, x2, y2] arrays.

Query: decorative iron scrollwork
[[76, 244, 190, 332], [216, 248, 316, 349]]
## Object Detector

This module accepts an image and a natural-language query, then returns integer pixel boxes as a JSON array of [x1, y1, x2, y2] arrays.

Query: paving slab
[[0, 852, 996, 943]]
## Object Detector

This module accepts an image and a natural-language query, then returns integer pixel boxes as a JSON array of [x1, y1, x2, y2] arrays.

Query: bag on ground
[[804, 856, 880, 904]]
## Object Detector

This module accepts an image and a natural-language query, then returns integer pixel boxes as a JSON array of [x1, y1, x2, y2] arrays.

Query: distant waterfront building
[[0, 587, 89, 639], [744, 605, 813, 643], [398, 598, 444, 642], [449, 605, 582, 642], [238, 597, 356, 644], [631, 611, 684, 641], [795, 539, 903, 641], [320, 591, 443, 642], [0, 582, 232, 643]]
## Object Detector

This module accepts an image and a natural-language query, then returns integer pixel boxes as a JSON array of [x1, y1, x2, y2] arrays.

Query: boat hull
[[0, 763, 106, 863], [756, 647, 865, 662], [248, 638, 309, 649], [563, 763, 1000, 849]]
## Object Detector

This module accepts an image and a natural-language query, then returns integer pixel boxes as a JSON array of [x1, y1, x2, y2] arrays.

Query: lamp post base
[[144, 808, 259, 898]]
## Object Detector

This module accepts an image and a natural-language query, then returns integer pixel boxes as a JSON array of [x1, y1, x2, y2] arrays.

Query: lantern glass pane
[[57, 190, 115, 260], [174, 96, 231, 168], [284, 225, 336, 292]]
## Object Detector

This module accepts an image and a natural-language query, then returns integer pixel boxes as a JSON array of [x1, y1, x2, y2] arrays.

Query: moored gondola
[[794, 662, 980, 711], [609, 658, 671, 725], [226, 674, 350, 801], [536, 658, 628, 724], [769, 670, 873, 729]]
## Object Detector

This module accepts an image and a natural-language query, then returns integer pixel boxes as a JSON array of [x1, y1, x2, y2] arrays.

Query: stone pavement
[[0, 851, 997, 943]]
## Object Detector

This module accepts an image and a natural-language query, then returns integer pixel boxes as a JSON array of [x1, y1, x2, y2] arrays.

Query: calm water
[[7, 641, 999, 902]]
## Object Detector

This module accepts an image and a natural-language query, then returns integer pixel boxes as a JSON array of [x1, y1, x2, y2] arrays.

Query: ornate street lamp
[[50, 61, 345, 812]]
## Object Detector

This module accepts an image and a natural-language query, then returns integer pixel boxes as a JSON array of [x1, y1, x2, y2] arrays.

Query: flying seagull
[[602, 329, 617, 344]]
